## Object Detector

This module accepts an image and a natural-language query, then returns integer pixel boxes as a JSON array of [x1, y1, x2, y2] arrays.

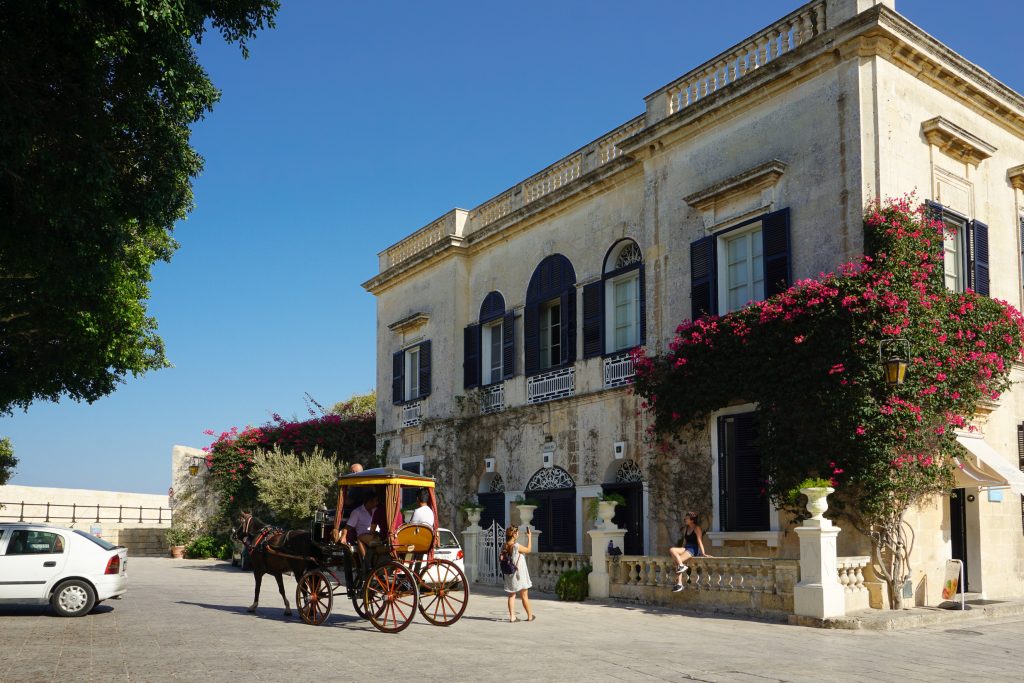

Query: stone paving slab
[[0, 558, 1021, 682]]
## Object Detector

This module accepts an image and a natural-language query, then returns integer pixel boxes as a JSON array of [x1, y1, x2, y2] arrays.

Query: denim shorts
[[684, 545, 702, 557]]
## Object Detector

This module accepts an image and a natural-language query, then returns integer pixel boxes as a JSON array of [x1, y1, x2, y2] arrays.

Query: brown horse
[[234, 512, 318, 617]]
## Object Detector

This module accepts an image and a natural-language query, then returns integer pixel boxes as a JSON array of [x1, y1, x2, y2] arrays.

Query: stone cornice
[[684, 159, 788, 210], [921, 117, 997, 167], [362, 234, 465, 294], [1009, 164, 1024, 191], [387, 312, 430, 334]]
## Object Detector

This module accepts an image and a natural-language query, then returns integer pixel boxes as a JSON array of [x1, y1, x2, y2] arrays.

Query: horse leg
[[249, 569, 263, 613], [275, 571, 291, 616]]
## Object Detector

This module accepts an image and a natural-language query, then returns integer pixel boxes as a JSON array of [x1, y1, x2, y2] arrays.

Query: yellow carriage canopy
[[332, 467, 437, 541]]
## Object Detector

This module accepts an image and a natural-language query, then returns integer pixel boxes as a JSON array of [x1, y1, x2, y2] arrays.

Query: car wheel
[[51, 580, 96, 617]]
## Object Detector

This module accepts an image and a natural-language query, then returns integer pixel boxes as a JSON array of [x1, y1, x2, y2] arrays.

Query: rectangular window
[[606, 273, 639, 352], [539, 299, 561, 370], [483, 321, 503, 385], [721, 228, 764, 313], [717, 413, 769, 532], [405, 347, 420, 399], [943, 214, 966, 292]]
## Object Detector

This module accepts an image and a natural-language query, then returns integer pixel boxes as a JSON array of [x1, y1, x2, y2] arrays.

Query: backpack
[[499, 547, 517, 575]]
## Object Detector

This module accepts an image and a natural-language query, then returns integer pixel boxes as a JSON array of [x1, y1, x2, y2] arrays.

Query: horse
[[233, 512, 318, 617]]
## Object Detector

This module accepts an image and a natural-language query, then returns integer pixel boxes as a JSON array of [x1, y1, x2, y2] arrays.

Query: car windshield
[[437, 529, 460, 549], [73, 529, 117, 550]]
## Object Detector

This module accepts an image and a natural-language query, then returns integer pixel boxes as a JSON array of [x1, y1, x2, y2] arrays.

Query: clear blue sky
[[2, 1, 1021, 495]]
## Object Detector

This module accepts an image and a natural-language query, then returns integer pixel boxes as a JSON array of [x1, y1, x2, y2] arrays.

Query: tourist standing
[[501, 525, 535, 622]]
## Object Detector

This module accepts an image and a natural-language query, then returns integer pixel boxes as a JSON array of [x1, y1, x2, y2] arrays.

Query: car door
[[0, 529, 70, 601]]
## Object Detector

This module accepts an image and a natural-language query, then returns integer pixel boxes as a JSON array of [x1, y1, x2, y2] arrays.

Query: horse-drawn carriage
[[290, 467, 469, 633]]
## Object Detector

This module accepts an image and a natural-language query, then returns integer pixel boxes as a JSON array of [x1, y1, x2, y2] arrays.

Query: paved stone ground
[[1, 558, 1020, 682]]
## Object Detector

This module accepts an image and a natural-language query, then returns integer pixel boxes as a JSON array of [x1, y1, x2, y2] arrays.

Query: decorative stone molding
[[683, 160, 787, 230], [921, 117, 997, 167], [705, 530, 784, 548], [387, 311, 429, 334], [1008, 164, 1024, 191]]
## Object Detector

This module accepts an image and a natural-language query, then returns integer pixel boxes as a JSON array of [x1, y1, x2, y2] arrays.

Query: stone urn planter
[[170, 545, 185, 559], [515, 504, 537, 528], [597, 500, 620, 530], [800, 486, 835, 521], [462, 507, 482, 527]]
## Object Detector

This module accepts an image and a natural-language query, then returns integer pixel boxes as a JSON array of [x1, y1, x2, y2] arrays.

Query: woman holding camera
[[501, 525, 535, 622]]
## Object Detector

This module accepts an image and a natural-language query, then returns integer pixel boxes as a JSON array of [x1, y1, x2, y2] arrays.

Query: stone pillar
[[794, 516, 845, 619], [587, 528, 626, 599], [461, 521, 481, 584]]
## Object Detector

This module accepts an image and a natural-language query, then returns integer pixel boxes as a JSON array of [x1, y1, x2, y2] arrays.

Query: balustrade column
[[588, 527, 626, 598], [461, 522, 481, 584], [794, 511, 845, 619]]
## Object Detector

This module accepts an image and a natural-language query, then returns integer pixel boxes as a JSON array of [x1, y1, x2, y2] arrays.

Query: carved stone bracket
[[1008, 164, 1024, 191], [921, 116, 996, 167]]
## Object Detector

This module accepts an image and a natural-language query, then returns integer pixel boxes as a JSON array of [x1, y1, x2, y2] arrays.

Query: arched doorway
[[602, 460, 644, 555], [525, 467, 576, 552], [477, 473, 505, 529]]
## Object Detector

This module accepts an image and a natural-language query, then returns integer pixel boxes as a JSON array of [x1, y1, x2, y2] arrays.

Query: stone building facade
[[363, 0, 1024, 604]]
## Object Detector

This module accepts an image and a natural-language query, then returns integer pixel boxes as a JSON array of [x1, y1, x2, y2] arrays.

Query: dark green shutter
[[638, 264, 647, 345], [690, 236, 717, 320], [970, 219, 989, 296], [582, 281, 603, 358], [524, 303, 539, 375], [463, 324, 480, 389], [502, 311, 515, 379], [762, 208, 791, 297], [560, 288, 576, 365], [392, 351, 404, 404], [418, 341, 431, 398], [925, 200, 946, 291], [480, 292, 505, 323]]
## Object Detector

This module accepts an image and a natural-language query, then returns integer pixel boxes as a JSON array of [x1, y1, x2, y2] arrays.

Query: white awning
[[955, 434, 1024, 496], [952, 457, 1004, 489]]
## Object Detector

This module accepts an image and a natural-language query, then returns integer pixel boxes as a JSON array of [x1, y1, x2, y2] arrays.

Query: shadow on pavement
[[0, 603, 116, 618], [177, 600, 373, 630], [172, 561, 246, 573]]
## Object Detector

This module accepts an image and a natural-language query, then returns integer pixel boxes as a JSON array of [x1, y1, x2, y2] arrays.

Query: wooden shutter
[[582, 281, 603, 358], [925, 200, 946, 291], [721, 413, 769, 532], [638, 264, 647, 345], [392, 351, 404, 404], [970, 219, 990, 296], [762, 208, 791, 298], [524, 303, 539, 375], [561, 287, 577, 365], [417, 341, 431, 398], [1018, 423, 1024, 536], [502, 311, 515, 379], [463, 324, 480, 389], [480, 291, 505, 323], [690, 236, 717, 320]]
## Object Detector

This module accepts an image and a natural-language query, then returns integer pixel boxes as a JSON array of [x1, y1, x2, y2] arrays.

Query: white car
[[0, 523, 128, 617], [421, 528, 466, 585]]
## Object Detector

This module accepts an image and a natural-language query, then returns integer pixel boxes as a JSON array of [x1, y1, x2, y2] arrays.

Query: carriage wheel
[[363, 561, 419, 633], [416, 560, 469, 627], [296, 570, 333, 626]]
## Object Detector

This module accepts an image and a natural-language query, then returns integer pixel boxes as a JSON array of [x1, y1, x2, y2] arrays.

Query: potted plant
[[458, 499, 484, 527], [165, 525, 192, 559], [513, 496, 541, 528], [790, 476, 835, 521], [589, 492, 626, 529]]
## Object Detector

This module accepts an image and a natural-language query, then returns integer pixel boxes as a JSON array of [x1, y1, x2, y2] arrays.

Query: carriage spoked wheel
[[416, 559, 469, 627], [296, 569, 334, 626], [363, 561, 419, 633]]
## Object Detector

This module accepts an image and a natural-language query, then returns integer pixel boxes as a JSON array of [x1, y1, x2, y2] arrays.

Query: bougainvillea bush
[[633, 196, 1024, 607], [204, 410, 376, 526]]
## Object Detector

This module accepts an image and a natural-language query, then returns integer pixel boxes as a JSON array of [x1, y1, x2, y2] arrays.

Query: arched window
[[524, 255, 577, 375], [525, 466, 576, 552], [463, 291, 514, 388], [582, 239, 645, 358]]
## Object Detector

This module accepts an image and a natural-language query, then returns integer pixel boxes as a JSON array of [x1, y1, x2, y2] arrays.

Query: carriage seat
[[392, 523, 435, 560]]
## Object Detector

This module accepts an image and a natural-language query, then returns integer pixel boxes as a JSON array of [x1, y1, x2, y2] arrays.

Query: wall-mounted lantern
[[188, 455, 203, 477], [879, 339, 910, 386]]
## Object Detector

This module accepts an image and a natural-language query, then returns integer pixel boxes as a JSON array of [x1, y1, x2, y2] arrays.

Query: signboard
[[941, 559, 961, 600]]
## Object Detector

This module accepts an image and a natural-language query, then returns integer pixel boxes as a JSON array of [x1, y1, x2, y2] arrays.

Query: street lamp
[[188, 455, 203, 477], [879, 339, 910, 386]]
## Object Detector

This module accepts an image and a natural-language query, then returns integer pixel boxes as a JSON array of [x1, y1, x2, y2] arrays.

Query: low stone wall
[[0, 485, 172, 557], [533, 552, 589, 593], [609, 555, 800, 617]]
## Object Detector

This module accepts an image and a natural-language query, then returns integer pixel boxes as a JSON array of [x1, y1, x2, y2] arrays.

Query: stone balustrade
[[379, 210, 465, 271], [608, 555, 800, 616], [647, 0, 827, 121], [533, 552, 589, 593], [837, 555, 871, 612]]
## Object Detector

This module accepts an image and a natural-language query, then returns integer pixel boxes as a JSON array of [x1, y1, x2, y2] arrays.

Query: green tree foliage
[[331, 390, 376, 418], [250, 445, 336, 528], [0, 0, 279, 415], [0, 436, 16, 486], [633, 196, 1024, 607]]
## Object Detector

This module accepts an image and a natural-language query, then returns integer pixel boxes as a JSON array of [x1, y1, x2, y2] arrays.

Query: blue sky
[[2, 1, 1021, 495]]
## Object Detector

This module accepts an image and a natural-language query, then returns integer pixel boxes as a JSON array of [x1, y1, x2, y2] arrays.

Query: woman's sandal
[[527, 615, 536, 622]]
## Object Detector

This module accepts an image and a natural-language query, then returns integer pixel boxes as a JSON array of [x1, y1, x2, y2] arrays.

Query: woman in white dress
[[501, 525, 535, 622]]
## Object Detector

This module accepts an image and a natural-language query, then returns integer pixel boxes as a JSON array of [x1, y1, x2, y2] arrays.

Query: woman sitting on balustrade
[[669, 512, 711, 593]]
